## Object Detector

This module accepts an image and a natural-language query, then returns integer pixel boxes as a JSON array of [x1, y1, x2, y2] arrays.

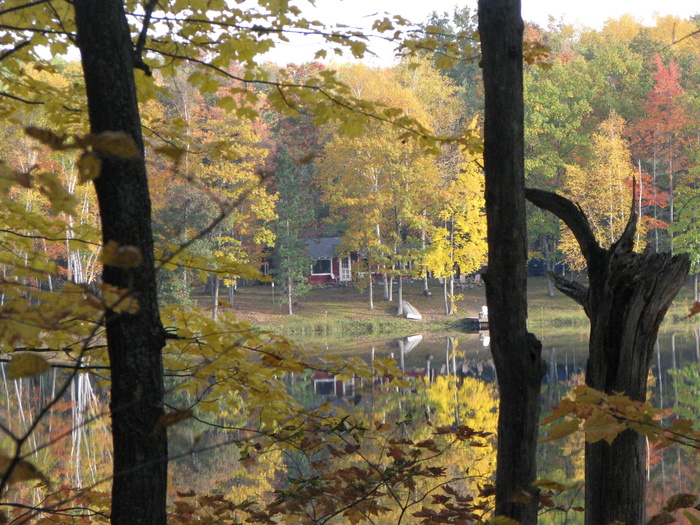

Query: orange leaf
[[686, 302, 700, 319]]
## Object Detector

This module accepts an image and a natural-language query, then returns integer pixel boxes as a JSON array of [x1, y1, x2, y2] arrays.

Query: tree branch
[[525, 188, 603, 264], [0, 0, 50, 17], [133, 0, 159, 76], [0, 40, 31, 62], [547, 271, 589, 313]]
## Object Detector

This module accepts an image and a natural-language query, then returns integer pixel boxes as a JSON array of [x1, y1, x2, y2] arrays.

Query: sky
[[264, 0, 700, 65]]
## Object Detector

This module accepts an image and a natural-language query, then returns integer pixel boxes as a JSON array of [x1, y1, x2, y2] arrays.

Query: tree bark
[[526, 187, 690, 525], [74, 2, 167, 524], [478, 1, 545, 523]]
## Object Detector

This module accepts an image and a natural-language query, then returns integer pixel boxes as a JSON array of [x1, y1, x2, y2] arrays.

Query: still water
[[1, 322, 699, 523], [296, 323, 700, 523]]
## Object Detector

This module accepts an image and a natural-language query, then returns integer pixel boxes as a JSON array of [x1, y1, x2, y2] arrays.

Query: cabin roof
[[304, 237, 341, 259]]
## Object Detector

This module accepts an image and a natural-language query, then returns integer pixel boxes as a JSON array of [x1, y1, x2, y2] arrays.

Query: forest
[[0, 0, 700, 524]]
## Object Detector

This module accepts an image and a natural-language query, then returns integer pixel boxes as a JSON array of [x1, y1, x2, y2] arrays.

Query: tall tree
[[560, 111, 638, 269], [273, 150, 313, 315], [633, 54, 691, 252], [315, 63, 446, 310], [478, 1, 545, 524], [423, 150, 487, 315], [73, 2, 168, 523], [670, 185, 700, 301], [524, 54, 593, 293], [0, 3, 451, 523]]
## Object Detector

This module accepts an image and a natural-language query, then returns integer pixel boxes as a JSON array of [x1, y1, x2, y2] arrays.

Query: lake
[[2, 320, 699, 523]]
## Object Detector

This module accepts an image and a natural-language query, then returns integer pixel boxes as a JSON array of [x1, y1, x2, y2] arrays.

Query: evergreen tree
[[273, 150, 313, 315]]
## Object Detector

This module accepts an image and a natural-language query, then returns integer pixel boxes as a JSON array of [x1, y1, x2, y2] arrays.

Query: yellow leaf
[[154, 145, 186, 162], [99, 283, 140, 314], [7, 354, 50, 380], [511, 489, 533, 504], [77, 151, 102, 183], [540, 418, 580, 442], [101, 240, 143, 268], [37, 172, 76, 215], [585, 422, 627, 444], [156, 409, 194, 430], [89, 131, 139, 158], [0, 454, 50, 486], [533, 479, 575, 492]]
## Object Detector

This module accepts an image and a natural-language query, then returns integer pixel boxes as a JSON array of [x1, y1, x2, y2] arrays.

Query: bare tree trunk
[[287, 275, 293, 315], [396, 272, 403, 316], [74, 2, 167, 523], [443, 278, 450, 315], [478, 1, 545, 523], [526, 188, 689, 525], [421, 217, 431, 296], [228, 279, 236, 306], [367, 263, 374, 311], [211, 275, 220, 321]]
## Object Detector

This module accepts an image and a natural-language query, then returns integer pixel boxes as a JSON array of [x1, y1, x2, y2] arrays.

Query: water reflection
[[306, 325, 700, 409], [2, 323, 699, 523]]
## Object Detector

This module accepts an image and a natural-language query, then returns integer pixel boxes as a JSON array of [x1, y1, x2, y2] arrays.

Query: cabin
[[304, 237, 354, 285]]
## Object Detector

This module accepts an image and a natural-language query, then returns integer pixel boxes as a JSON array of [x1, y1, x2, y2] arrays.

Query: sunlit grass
[[193, 274, 697, 335]]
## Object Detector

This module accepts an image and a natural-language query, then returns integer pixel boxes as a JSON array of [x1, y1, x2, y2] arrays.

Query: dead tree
[[526, 188, 689, 525]]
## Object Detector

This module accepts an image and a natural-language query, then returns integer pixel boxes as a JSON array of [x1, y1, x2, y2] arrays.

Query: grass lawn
[[195, 275, 698, 336]]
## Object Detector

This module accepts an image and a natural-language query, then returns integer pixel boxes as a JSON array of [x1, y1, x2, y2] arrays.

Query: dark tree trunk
[[478, 1, 545, 524], [526, 188, 690, 525], [74, 3, 168, 524]]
